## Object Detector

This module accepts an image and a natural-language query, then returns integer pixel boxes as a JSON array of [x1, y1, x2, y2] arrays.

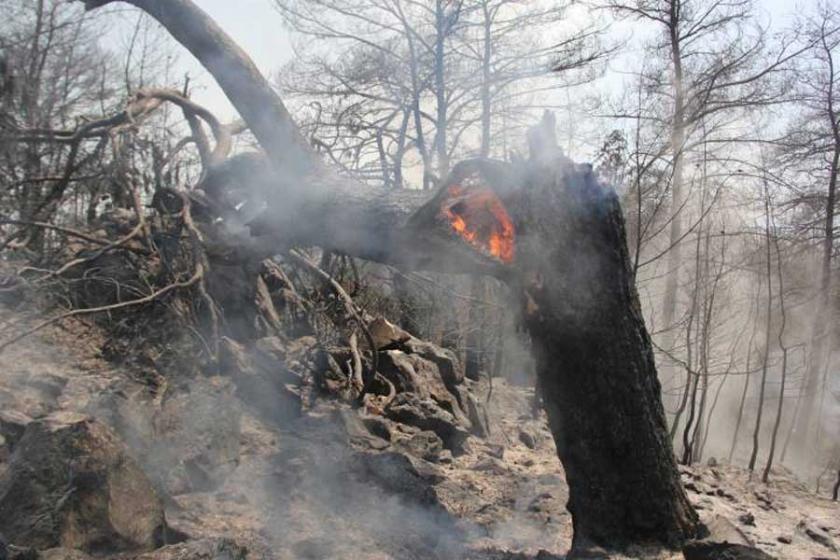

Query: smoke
[[638, 186, 840, 488], [79, 350, 478, 559]]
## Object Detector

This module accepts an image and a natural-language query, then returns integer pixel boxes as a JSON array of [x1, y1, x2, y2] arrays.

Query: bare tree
[[780, 4, 840, 463], [748, 173, 775, 474], [762, 217, 790, 482], [604, 0, 801, 345]]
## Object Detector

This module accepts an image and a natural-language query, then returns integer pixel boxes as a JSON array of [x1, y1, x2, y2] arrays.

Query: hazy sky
[[105, 0, 806, 128], [164, 0, 292, 120]]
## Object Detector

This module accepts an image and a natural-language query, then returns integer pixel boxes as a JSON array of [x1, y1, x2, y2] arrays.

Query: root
[[288, 249, 379, 396]]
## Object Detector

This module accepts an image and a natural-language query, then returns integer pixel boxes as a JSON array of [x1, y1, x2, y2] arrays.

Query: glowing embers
[[440, 173, 515, 263]]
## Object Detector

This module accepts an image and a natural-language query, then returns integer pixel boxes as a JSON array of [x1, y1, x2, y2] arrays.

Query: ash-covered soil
[[0, 308, 838, 560]]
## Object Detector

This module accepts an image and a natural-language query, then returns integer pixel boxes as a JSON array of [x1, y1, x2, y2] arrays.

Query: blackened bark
[[504, 129, 699, 552]]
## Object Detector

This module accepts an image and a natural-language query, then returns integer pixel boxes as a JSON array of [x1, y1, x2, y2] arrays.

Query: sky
[[102, 0, 806, 135], [102, 0, 292, 121], [157, 0, 292, 120]]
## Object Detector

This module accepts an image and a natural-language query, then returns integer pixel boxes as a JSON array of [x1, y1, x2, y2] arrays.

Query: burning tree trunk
[[446, 120, 699, 552], [516, 146, 700, 552], [77, 0, 700, 553]]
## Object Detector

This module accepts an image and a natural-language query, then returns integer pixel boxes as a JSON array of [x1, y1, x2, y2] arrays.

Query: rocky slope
[[0, 306, 838, 560]]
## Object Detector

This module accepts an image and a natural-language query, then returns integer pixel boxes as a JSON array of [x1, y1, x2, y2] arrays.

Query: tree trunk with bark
[[505, 123, 699, 552]]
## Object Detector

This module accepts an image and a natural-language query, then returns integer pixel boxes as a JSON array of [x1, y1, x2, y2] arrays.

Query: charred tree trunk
[[508, 120, 700, 552]]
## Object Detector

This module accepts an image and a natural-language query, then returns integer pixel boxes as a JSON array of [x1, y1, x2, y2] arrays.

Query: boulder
[[0, 412, 166, 552], [518, 428, 537, 449], [337, 408, 390, 451], [682, 541, 775, 560], [394, 430, 445, 462], [367, 317, 464, 387], [400, 337, 463, 388], [367, 317, 411, 350], [451, 384, 489, 438], [386, 393, 470, 454], [354, 451, 444, 507], [796, 517, 837, 552], [683, 515, 772, 560], [703, 515, 752, 546], [379, 350, 471, 430]]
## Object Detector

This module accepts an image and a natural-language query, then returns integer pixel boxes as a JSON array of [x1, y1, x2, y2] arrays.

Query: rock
[[703, 514, 753, 546], [682, 515, 770, 559], [368, 317, 411, 350], [378, 351, 470, 430], [395, 430, 445, 461], [528, 492, 554, 513], [355, 451, 444, 507], [338, 408, 390, 451], [486, 444, 505, 459], [473, 458, 508, 475], [452, 385, 489, 438], [738, 512, 756, 527], [5, 545, 37, 560], [753, 489, 774, 511], [219, 338, 301, 424], [436, 449, 453, 464], [518, 429, 537, 449], [368, 318, 464, 388], [0, 412, 166, 552], [386, 393, 470, 454], [151, 379, 242, 495], [360, 416, 394, 442], [796, 518, 837, 551], [400, 337, 464, 388], [0, 411, 31, 452], [776, 535, 791, 544], [682, 541, 776, 560], [378, 350, 421, 393], [112, 538, 248, 559]]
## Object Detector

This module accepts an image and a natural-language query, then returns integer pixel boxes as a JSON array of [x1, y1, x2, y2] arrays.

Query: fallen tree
[[55, 0, 701, 554]]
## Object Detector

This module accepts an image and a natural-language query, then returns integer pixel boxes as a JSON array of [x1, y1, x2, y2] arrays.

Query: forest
[[0, 0, 838, 559]]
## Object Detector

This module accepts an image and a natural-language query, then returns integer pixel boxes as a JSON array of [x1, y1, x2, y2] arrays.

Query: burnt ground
[[0, 307, 838, 560]]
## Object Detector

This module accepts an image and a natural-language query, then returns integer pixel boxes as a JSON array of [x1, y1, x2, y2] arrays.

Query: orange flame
[[440, 177, 515, 263]]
